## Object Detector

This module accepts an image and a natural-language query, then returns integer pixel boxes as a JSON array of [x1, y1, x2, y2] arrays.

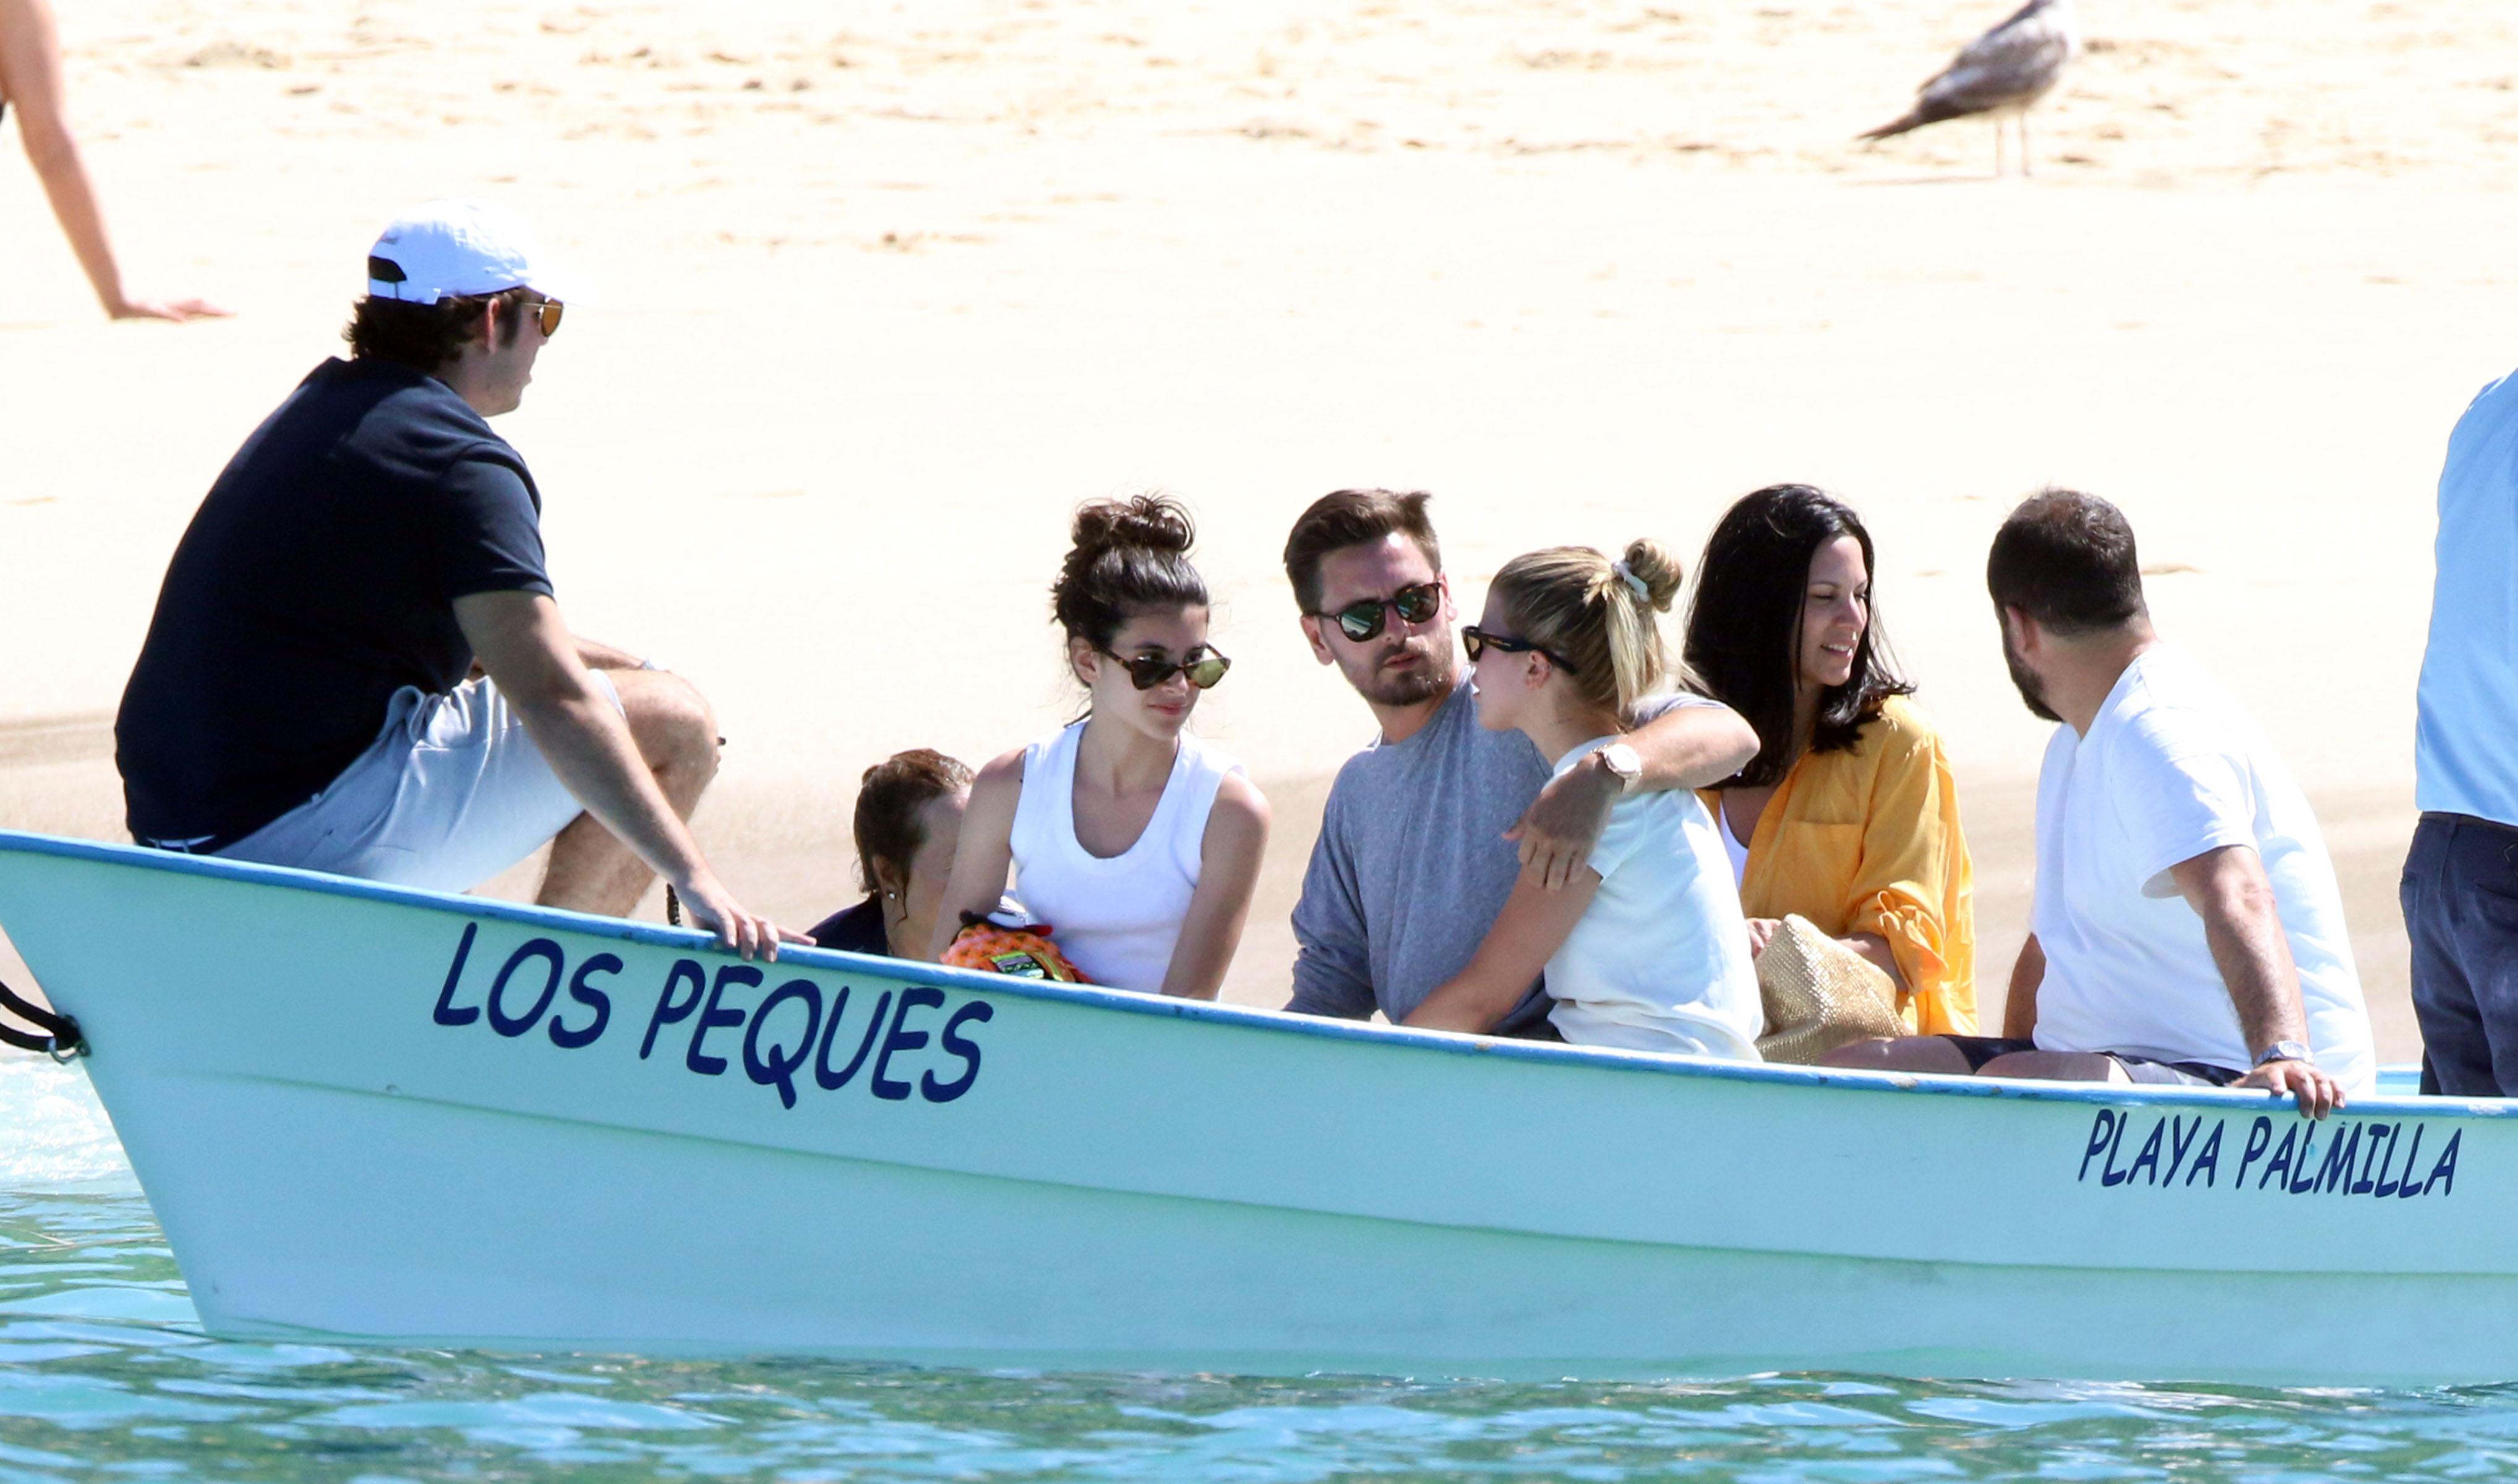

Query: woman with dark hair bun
[[1684, 484, 1979, 1036], [928, 494, 1270, 996], [805, 749, 977, 960]]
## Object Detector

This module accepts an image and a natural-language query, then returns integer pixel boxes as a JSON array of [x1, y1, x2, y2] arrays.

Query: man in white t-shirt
[[1833, 490, 2372, 1115]]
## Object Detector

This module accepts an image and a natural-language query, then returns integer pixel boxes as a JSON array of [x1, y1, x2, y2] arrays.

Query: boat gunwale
[[2, 827, 2496, 1121]]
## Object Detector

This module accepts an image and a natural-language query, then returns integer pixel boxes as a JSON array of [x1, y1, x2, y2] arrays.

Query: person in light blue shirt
[[2404, 365, 2518, 1096]]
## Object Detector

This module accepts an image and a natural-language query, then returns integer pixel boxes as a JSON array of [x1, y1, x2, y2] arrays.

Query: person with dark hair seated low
[[808, 749, 979, 958], [1684, 484, 1978, 1036], [1830, 490, 2372, 1115]]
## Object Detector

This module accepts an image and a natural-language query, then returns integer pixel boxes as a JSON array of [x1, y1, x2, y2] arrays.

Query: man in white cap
[[115, 200, 800, 959]]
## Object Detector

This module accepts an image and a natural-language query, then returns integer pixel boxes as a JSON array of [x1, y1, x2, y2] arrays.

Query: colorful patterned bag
[[943, 915, 1090, 984]]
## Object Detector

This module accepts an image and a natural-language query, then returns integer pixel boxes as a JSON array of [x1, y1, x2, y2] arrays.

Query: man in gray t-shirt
[[1281, 489, 1757, 1034]]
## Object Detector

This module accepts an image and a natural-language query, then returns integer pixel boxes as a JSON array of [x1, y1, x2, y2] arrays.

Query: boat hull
[[2, 831, 2511, 1383]]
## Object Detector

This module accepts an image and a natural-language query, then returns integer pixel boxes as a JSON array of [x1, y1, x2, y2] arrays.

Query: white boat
[[0, 827, 2509, 1385]]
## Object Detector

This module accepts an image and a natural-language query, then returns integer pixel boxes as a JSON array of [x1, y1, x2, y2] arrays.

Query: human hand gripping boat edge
[[0, 828, 2503, 1384]]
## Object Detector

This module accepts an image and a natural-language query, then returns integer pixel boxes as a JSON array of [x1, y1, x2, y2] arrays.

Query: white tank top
[[1007, 720, 1243, 994]]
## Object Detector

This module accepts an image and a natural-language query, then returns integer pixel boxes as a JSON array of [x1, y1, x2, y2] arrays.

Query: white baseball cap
[[364, 198, 579, 305]]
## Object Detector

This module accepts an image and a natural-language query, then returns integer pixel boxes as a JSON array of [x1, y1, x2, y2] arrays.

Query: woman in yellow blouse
[[1684, 484, 1978, 1034]]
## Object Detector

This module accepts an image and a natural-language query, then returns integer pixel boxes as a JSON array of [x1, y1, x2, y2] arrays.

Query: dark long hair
[[1684, 484, 1913, 788]]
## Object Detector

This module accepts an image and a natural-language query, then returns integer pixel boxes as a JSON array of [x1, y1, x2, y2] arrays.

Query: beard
[[2003, 629, 2062, 723], [1351, 633, 1455, 709]]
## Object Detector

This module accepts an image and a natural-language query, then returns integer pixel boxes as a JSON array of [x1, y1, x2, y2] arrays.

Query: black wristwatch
[[2253, 1040, 2313, 1067]]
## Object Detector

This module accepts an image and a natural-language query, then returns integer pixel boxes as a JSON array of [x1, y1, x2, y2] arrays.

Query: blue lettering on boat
[[2074, 1109, 2459, 1199], [2185, 1120, 2222, 1186], [870, 987, 946, 1102], [430, 923, 993, 1107], [486, 939, 566, 1039], [687, 964, 760, 1076], [550, 954, 617, 1049], [818, 986, 892, 1091]]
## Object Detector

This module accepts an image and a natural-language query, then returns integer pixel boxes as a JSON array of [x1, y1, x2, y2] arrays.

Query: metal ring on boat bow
[[0, 978, 85, 1062]]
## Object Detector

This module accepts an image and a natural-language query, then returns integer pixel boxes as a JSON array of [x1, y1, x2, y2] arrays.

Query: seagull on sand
[[1859, 0, 2081, 177]]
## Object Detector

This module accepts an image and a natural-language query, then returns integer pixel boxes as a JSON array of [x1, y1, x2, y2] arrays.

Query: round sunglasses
[[1460, 624, 1579, 675], [1098, 646, 1232, 691], [1315, 581, 1441, 643]]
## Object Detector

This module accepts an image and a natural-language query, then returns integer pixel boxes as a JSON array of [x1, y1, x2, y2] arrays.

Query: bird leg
[[2020, 111, 2033, 177]]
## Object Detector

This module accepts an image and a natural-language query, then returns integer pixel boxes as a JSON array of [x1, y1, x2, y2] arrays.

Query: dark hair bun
[[1050, 492, 1210, 652], [1070, 494, 1194, 562], [1619, 538, 1684, 613]]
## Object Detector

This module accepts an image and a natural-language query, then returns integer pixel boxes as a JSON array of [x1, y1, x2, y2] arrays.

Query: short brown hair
[[1987, 488, 2147, 638], [342, 286, 533, 373], [1282, 488, 1442, 613], [854, 749, 975, 893]]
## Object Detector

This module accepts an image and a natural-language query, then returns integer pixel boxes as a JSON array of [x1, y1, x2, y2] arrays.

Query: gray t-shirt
[[1288, 683, 1706, 1036]]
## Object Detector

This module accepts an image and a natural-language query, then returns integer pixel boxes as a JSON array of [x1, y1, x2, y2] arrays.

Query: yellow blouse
[[1701, 694, 1979, 1034]]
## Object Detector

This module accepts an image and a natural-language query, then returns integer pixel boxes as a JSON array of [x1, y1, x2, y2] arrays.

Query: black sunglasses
[[1099, 646, 1231, 691], [1316, 581, 1441, 643], [1461, 625, 1578, 675]]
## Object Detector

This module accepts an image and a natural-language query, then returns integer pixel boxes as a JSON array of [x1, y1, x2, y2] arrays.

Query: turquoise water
[[8, 1059, 2518, 1482]]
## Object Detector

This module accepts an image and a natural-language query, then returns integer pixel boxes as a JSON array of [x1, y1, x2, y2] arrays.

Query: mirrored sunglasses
[[1320, 581, 1441, 643]]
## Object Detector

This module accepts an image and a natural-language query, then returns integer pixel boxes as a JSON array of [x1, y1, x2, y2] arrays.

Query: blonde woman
[[1402, 541, 1762, 1058]]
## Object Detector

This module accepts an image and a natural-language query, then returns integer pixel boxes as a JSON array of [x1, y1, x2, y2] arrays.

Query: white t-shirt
[[1543, 736, 1764, 1060], [2029, 646, 2374, 1093], [1008, 721, 1243, 994]]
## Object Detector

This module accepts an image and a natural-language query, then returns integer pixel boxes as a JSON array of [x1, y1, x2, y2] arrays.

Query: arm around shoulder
[[1156, 773, 1270, 1000], [1624, 696, 1760, 793]]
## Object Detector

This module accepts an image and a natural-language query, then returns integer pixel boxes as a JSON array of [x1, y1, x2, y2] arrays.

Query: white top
[[1719, 802, 1751, 885], [1008, 720, 1243, 994], [2415, 364, 2518, 825], [2030, 646, 2375, 1094], [1543, 735, 1764, 1060]]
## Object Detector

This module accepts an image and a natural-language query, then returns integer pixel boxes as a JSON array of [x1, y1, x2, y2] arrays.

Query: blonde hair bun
[[1619, 539, 1684, 613]]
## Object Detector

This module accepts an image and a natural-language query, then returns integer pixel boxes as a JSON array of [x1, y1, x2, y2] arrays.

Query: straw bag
[[1755, 914, 1906, 1064]]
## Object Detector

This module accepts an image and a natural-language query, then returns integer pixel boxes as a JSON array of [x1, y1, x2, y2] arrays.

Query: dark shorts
[[1938, 1035, 2245, 1088], [2402, 811, 2518, 1097]]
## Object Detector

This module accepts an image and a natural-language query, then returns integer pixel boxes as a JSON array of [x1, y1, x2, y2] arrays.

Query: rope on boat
[[0, 979, 85, 1062], [665, 885, 682, 927]]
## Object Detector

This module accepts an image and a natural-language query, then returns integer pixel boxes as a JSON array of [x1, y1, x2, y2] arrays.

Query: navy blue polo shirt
[[116, 357, 553, 851]]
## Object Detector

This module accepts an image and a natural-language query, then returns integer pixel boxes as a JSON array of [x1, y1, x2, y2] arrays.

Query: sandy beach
[[7, 0, 2517, 1057]]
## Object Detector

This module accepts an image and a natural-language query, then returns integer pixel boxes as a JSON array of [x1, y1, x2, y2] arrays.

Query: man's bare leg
[[538, 667, 719, 917], [1818, 1035, 1977, 1073], [1977, 1049, 2128, 1084]]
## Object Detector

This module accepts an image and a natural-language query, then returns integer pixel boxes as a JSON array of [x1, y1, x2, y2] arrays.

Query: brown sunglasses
[[525, 297, 564, 338]]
